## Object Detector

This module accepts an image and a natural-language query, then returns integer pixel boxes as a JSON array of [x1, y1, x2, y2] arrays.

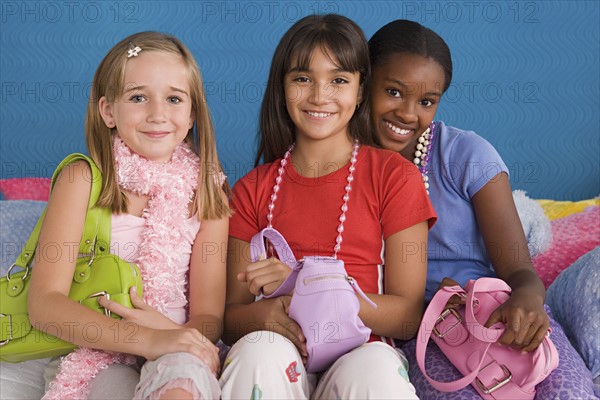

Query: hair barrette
[[127, 43, 142, 58]]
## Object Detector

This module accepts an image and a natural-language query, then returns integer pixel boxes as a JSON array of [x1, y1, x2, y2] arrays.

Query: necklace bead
[[413, 122, 436, 195], [267, 140, 360, 258]]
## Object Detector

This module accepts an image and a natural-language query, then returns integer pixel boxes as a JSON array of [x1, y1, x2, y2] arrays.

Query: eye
[[420, 99, 435, 107], [167, 96, 182, 104], [293, 76, 310, 83], [386, 88, 401, 98], [129, 94, 146, 103], [332, 78, 348, 84]]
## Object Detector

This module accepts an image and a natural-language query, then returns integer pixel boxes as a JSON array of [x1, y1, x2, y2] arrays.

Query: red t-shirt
[[229, 145, 437, 343]]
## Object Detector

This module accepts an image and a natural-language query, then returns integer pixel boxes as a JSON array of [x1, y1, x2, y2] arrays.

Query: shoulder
[[233, 163, 276, 191], [436, 122, 508, 197], [230, 162, 278, 208], [438, 122, 501, 161], [359, 145, 421, 187], [53, 160, 93, 194], [360, 145, 415, 172]]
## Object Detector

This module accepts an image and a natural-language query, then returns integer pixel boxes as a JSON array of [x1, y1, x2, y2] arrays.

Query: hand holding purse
[[416, 277, 558, 399], [0, 154, 143, 363], [250, 227, 377, 373]]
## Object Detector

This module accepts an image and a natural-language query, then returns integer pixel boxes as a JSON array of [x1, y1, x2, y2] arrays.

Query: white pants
[[219, 331, 417, 399]]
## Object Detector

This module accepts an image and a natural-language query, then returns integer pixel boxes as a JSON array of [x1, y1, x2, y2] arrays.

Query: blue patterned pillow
[[547, 246, 600, 379], [0, 200, 46, 275]]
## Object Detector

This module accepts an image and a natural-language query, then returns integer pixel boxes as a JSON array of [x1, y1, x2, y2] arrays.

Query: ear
[[357, 82, 364, 106], [98, 96, 116, 128], [189, 109, 196, 129]]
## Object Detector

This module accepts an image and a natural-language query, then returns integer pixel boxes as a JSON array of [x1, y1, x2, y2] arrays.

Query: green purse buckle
[[82, 291, 111, 317], [0, 314, 13, 346], [6, 263, 30, 282]]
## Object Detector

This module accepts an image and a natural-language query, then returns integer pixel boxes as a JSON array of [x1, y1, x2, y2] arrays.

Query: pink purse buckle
[[433, 308, 462, 338], [476, 364, 512, 394]]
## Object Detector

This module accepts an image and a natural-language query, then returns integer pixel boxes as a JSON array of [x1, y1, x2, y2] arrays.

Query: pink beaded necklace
[[266, 140, 360, 259]]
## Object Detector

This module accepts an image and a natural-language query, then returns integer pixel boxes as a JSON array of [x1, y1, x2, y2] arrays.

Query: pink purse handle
[[415, 278, 511, 392], [249, 227, 376, 307], [463, 278, 511, 342]]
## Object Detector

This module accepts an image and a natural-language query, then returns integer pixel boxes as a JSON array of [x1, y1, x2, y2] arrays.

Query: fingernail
[[521, 350, 528, 355]]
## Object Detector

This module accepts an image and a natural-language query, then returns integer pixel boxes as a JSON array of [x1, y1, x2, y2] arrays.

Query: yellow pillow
[[536, 198, 599, 220]]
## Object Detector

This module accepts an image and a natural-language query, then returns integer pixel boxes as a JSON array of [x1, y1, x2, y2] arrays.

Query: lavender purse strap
[[250, 228, 299, 298]]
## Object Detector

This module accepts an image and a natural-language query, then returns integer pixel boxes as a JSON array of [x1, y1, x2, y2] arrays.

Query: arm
[[28, 162, 218, 367], [357, 221, 429, 340], [472, 172, 548, 351], [223, 237, 306, 356], [185, 214, 228, 343]]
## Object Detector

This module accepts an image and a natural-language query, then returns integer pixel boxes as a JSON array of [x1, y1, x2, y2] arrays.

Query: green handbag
[[0, 154, 143, 363]]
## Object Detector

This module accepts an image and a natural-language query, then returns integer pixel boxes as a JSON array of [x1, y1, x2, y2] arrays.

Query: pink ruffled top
[[111, 212, 200, 324]]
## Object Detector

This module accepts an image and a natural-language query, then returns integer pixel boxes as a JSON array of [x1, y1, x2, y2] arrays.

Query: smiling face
[[370, 52, 446, 159], [99, 51, 194, 162], [284, 47, 362, 144]]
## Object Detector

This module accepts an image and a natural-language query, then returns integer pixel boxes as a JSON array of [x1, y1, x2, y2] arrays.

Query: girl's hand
[[99, 287, 180, 330], [437, 277, 465, 309], [145, 328, 221, 375], [237, 257, 292, 296], [255, 296, 307, 362], [484, 291, 549, 352], [100, 289, 221, 374]]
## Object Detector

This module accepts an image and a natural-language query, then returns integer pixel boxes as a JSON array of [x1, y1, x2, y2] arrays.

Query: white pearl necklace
[[412, 122, 436, 195], [267, 140, 360, 258]]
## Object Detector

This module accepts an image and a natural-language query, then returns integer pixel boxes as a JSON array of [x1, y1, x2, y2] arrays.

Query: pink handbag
[[416, 278, 558, 399], [250, 227, 377, 373]]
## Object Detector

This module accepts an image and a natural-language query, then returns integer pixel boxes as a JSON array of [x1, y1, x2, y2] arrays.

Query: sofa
[[1, 178, 598, 399]]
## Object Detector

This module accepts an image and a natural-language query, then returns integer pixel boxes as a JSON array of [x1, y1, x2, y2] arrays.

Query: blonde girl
[[29, 31, 230, 399]]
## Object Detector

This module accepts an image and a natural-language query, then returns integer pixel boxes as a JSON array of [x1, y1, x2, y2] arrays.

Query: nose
[[394, 100, 418, 124], [308, 81, 332, 105], [147, 100, 167, 123]]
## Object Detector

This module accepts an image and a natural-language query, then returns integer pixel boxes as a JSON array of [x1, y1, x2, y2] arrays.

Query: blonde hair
[[85, 31, 231, 220]]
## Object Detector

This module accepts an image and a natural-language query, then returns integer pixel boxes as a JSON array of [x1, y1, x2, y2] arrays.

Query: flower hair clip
[[127, 43, 142, 58]]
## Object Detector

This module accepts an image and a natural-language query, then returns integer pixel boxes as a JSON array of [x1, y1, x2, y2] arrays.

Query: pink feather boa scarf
[[43, 137, 200, 399]]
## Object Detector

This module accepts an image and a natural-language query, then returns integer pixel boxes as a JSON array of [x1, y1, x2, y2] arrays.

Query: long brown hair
[[85, 31, 231, 219], [255, 14, 374, 166]]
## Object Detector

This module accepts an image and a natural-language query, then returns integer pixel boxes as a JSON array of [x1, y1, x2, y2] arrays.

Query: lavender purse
[[251, 227, 377, 373]]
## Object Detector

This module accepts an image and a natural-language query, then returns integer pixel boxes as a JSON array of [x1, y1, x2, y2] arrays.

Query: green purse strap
[[11, 154, 111, 274]]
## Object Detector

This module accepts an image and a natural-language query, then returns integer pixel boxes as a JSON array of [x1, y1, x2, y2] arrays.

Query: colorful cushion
[[537, 197, 599, 221], [0, 178, 51, 201], [0, 200, 46, 275], [532, 206, 600, 287], [547, 247, 600, 380]]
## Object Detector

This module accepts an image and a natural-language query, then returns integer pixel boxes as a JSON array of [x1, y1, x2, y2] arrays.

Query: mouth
[[384, 120, 413, 136], [305, 111, 334, 119], [143, 131, 170, 138]]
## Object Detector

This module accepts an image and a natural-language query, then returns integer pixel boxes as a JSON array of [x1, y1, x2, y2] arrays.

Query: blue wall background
[[1, 0, 598, 200]]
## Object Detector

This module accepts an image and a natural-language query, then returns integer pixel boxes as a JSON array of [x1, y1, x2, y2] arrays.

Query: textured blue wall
[[1, 1, 598, 200]]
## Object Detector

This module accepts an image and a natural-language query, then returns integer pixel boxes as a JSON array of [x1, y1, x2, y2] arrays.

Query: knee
[[159, 388, 193, 400], [334, 342, 410, 382], [228, 331, 297, 361]]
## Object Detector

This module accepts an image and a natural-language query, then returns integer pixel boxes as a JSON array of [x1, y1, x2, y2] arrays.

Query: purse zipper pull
[[347, 276, 377, 308]]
